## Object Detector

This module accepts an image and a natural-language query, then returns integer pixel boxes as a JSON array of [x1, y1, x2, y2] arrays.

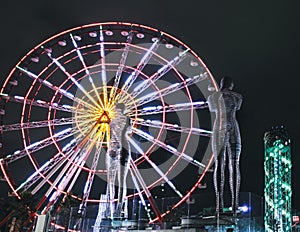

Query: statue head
[[220, 76, 234, 91]]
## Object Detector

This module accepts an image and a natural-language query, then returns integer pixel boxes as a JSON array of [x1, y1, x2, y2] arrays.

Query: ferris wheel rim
[[0, 22, 218, 222]]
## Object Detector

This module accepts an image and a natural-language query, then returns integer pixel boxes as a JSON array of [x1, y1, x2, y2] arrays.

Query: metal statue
[[207, 76, 243, 213], [105, 103, 131, 218]]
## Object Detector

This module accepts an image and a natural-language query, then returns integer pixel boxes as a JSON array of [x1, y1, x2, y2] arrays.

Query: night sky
[[0, 0, 299, 210]]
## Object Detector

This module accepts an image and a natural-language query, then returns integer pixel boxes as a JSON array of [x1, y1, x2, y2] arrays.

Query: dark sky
[[0, 0, 299, 210]]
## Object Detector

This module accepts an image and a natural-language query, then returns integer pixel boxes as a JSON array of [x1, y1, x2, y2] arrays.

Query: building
[[264, 126, 292, 231]]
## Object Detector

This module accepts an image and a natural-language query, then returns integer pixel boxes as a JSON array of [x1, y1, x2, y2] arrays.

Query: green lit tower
[[264, 126, 292, 232]]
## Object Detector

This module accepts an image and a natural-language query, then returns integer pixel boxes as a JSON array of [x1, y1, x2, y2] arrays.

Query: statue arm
[[233, 92, 242, 110], [207, 94, 218, 112], [237, 94, 242, 110]]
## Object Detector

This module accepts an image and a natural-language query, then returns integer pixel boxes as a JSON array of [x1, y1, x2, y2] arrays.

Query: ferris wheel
[[0, 22, 217, 223]]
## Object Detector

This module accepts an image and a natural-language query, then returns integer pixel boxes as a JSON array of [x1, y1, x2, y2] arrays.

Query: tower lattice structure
[[264, 126, 292, 232]]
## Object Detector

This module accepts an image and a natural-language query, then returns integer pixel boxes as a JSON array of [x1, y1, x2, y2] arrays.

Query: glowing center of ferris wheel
[[73, 86, 134, 145]]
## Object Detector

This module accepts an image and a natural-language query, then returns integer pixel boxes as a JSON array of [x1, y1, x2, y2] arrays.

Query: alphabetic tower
[[264, 126, 292, 232]]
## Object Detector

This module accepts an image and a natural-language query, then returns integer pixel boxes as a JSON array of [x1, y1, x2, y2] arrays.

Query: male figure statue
[[207, 76, 242, 213], [105, 103, 131, 218]]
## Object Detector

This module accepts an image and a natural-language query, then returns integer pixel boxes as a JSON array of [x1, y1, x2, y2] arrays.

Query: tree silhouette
[[0, 191, 38, 232]]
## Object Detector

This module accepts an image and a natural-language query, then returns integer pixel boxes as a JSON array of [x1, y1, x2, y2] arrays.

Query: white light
[[30, 57, 39, 63], [165, 44, 173, 49], [14, 96, 24, 100], [0, 93, 8, 97], [136, 33, 145, 39], [62, 104, 71, 109], [13, 150, 21, 155], [151, 37, 159, 42], [195, 101, 205, 105], [66, 92, 74, 98], [89, 32, 97, 38], [44, 47, 52, 53], [8, 80, 17, 86], [179, 51, 185, 56], [190, 60, 198, 67], [121, 31, 129, 36], [43, 80, 52, 87], [239, 205, 249, 212], [105, 30, 113, 36], [58, 40, 67, 46], [27, 141, 41, 150], [151, 120, 161, 125], [142, 106, 156, 111], [173, 102, 190, 108], [36, 100, 46, 104], [74, 35, 82, 41], [208, 84, 215, 92], [166, 145, 177, 152]]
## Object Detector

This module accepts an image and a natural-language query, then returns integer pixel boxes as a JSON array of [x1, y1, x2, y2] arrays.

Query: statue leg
[[219, 147, 226, 212], [228, 143, 241, 213], [234, 144, 241, 212], [213, 128, 226, 213], [105, 151, 118, 217], [227, 147, 235, 212], [213, 155, 219, 212], [235, 159, 241, 212], [115, 147, 130, 218]]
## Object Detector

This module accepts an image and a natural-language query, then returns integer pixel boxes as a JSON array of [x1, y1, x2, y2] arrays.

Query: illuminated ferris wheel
[[0, 22, 217, 223]]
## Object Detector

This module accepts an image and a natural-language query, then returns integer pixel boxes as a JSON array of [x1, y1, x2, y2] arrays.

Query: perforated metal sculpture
[[207, 76, 242, 213], [105, 103, 131, 218]]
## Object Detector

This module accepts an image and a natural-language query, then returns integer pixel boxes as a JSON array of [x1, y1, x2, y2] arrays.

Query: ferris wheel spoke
[[109, 31, 134, 102], [68, 128, 106, 199], [16, 66, 95, 111], [79, 136, 105, 210], [1, 127, 76, 164], [128, 167, 152, 221], [41, 122, 100, 202], [128, 137, 183, 198], [43, 50, 101, 110], [131, 101, 208, 116], [31, 146, 79, 195], [0, 117, 74, 132], [42, 136, 97, 211], [0, 93, 77, 113], [124, 48, 190, 103], [99, 26, 108, 107], [117, 39, 160, 102], [134, 119, 212, 137], [70, 34, 104, 108], [39, 139, 89, 212], [50, 137, 88, 196], [128, 72, 209, 109], [132, 128, 206, 170], [16, 139, 78, 193], [43, 154, 84, 211], [129, 158, 162, 223]]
